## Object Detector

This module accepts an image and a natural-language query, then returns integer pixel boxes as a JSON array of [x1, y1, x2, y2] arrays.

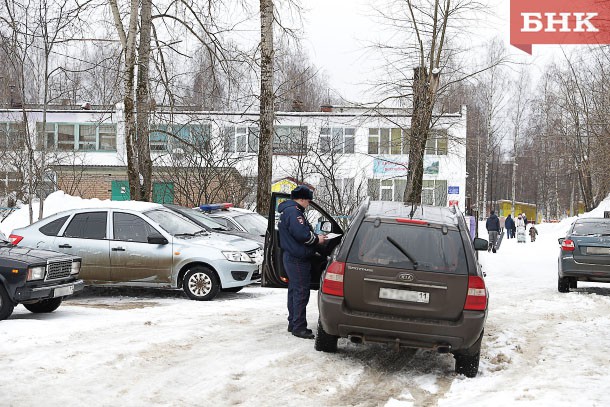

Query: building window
[[320, 127, 355, 154], [367, 178, 408, 202], [425, 129, 448, 155], [421, 180, 448, 206], [319, 177, 355, 201], [37, 122, 117, 151], [0, 171, 22, 196], [273, 126, 307, 155], [368, 128, 409, 155], [224, 126, 259, 153], [151, 123, 212, 152], [0, 122, 25, 150]]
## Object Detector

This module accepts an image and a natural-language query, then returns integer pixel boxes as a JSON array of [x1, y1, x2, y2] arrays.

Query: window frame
[[37, 122, 117, 152], [319, 127, 356, 154], [368, 127, 410, 155]]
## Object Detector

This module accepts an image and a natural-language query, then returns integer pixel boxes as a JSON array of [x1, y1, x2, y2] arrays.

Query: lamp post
[[511, 156, 518, 216]]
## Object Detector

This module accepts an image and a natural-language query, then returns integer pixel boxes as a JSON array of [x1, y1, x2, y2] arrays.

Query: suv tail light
[[561, 239, 575, 252], [322, 261, 345, 297], [464, 276, 487, 311], [8, 234, 23, 245]]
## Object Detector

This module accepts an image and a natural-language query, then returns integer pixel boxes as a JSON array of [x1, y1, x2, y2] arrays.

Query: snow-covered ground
[[2, 195, 610, 406]]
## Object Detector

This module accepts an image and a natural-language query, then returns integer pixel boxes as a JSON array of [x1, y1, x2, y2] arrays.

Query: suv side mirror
[[320, 220, 332, 233], [473, 237, 488, 251], [148, 233, 168, 245]]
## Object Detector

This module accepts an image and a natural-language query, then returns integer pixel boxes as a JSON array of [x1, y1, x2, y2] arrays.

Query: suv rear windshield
[[347, 220, 468, 274]]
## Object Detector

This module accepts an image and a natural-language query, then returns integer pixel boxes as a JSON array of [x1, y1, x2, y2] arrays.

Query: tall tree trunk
[[136, 0, 153, 201], [123, 0, 140, 200], [257, 0, 274, 214], [404, 67, 437, 204]]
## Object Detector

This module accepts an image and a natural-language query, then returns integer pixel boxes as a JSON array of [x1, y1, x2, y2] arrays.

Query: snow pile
[[0, 190, 161, 236]]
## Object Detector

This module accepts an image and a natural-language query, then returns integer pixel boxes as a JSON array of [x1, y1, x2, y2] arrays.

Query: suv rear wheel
[[455, 352, 480, 378], [23, 298, 62, 313], [558, 276, 571, 293], [183, 266, 220, 301], [0, 285, 14, 320], [314, 317, 338, 352], [453, 330, 483, 378]]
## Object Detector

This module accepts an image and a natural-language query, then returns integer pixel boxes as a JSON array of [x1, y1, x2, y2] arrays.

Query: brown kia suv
[[263, 195, 489, 377]]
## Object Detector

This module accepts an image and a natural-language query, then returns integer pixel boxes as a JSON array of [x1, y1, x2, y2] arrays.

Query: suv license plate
[[379, 288, 429, 303], [54, 285, 74, 298]]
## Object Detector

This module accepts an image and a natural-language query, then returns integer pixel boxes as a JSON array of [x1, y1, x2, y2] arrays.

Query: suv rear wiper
[[386, 236, 419, 270]]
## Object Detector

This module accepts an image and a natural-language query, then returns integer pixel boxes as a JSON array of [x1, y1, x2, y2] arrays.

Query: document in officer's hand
[[324, 233, 342, 239]]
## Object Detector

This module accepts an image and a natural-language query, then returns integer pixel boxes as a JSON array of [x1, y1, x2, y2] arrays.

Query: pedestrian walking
[[500, 216, 506, 234], [485, 210, 500, 253], [277, 185, 327, 339], [516, 215, 526, 243], [505, 214, 515, 239], [529, 224, 539, 242]]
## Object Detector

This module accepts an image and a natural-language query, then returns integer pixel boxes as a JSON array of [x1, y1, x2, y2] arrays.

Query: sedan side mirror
[[473, 237, 489, 251], [558, 237, 565, 245], [148, 233, 168, 245]]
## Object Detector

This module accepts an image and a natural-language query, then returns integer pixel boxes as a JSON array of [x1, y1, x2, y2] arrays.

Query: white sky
[[301, 0, 571, 103]]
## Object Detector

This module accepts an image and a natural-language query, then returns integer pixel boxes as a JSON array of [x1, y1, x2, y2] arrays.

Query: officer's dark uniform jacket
[[278, 200, 318, 259]]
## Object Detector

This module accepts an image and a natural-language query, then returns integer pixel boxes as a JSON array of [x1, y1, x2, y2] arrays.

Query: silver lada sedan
[[9, 205, 262, 300]]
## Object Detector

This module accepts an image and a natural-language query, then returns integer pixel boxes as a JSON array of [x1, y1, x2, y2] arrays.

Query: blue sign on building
[[448, 186, 459, 194]]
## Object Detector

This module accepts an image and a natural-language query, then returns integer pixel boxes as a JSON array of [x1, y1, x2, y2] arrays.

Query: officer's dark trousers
[[283, 252, 311, 332]]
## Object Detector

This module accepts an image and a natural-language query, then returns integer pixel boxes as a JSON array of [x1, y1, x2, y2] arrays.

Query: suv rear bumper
[[318, 293, 486, 352], [14, 280, 85, 302]]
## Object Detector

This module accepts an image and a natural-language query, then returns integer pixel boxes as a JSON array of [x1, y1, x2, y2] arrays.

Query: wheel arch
[[178, 262, 221, 288]]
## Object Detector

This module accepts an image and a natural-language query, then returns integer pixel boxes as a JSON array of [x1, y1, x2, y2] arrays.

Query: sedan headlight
[[27, 266, 46, 281], [222, 251, 253, 263], [71, 260, 81, 275]]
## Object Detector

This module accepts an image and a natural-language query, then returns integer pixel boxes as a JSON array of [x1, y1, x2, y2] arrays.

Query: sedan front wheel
[[183, 267, 220, 301]]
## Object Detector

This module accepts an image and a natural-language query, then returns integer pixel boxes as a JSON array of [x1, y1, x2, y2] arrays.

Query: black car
[[0, 239, 83, 320], [558, 217, 610, 292], [263, 194, 489, 377], [164, 204, 264, 248]]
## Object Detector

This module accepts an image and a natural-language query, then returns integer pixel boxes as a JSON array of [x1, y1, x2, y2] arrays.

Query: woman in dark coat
[[505, 214, 515, 239]]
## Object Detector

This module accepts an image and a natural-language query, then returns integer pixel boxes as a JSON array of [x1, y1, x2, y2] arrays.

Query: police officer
[[278, 185, 327, 339]]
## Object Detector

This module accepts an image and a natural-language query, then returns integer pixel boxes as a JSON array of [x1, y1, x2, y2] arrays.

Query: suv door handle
[[112, 247, 125, 252], [59, 244, 72, 249]]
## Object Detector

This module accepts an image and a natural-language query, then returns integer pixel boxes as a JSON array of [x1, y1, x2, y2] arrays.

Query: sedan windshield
[[145, 209, 203, 236], [185, 209, 228, 230], [234, 213, 267, 236]]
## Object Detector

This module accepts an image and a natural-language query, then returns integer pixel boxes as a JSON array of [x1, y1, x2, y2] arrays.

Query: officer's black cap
[[291, 185, 313, 200]]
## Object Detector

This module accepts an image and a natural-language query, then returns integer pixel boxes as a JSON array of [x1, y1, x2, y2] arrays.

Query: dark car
[[165, 204, 264, 248], [263, 194, 489, 377], [558, 218, 610, 292], [0, 238, 83, 320], [199, 204, 267, 245]]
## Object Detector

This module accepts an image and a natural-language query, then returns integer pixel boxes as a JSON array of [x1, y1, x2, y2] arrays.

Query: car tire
[[569, 278, 577, 289], [558, 276, 570, 293], [221, 286, 243, 293], [183, 266, 220, 301], [23, 298, 62, 313], [314, 317, 338, 353], [454, 330, 483, 378], [455, 352, 480, 378], [0, 285, 14, 321]]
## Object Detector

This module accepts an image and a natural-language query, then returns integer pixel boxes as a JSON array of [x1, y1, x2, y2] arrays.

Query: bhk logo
[[511, 0, 610, 54]]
